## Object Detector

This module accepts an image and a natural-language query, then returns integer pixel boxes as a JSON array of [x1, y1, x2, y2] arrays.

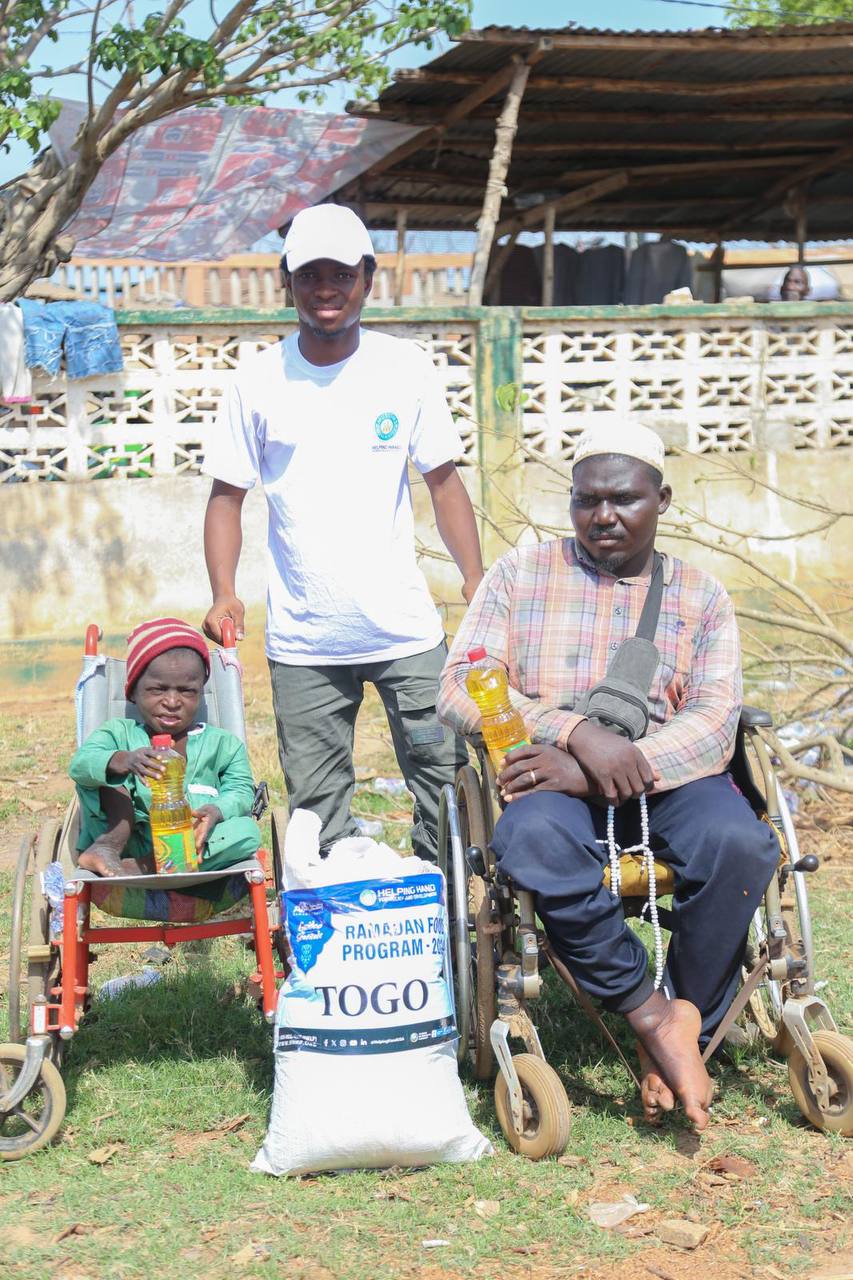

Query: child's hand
[[192, 804, 223, 854], [108, 748, 166, 781]]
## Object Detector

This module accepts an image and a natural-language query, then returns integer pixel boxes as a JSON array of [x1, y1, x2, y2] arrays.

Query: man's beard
[[586, 544, 630, 575], [307, 316, 357, 340]]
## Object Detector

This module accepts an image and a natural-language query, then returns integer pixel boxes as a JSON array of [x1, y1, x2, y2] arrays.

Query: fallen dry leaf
[[707, 1154, 758, 1180], [87, 1143, 122, 1166]]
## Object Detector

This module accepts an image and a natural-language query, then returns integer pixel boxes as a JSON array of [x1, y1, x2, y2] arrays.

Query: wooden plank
[[547, 153, 820, 184], [721, 143, 853, 233], [452, 138, 840, 156], [364, 42, 550, 182], [394, 208, 407, 306], [542, 205, 555, 306], [348, 101, 853, 125], [697, 255, 853, 270], [469, 57, 533, 305], [456, 27, 853, 54], [393, 67, 853, 97], [495, 172, 629, 237]]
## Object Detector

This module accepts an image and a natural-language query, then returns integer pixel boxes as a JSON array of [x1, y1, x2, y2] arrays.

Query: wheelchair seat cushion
[[89, 871, 251, 923]]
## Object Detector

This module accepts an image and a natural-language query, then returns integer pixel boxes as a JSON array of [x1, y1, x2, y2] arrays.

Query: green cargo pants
[[269, 640, 466, 862]]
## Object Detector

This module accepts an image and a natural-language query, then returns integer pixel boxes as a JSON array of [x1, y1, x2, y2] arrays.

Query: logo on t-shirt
[[374, 412, 399, 442]]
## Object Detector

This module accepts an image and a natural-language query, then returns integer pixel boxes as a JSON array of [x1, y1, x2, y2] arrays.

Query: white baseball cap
[[282, 204, 375, 272]]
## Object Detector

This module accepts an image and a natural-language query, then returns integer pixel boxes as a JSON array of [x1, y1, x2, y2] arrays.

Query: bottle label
[[506, 737, 530, 753], [153, 829, 199, 874]]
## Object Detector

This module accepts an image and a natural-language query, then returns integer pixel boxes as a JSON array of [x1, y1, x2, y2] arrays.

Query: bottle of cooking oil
[[464, 646, 529, 770], [148, 734, 199, 873]]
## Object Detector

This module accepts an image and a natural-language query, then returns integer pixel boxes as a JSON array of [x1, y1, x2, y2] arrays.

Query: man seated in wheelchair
[[70, 617, 259, 877], [437, 423, 779, 1132]]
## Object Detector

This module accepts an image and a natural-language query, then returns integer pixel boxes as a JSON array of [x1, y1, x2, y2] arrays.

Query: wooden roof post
[[394, 207, 407, 305], [795, 190, 807, 264], [542, 204, 556, 305], [468, 56, 533, 306], [711, 237, 725, 303]]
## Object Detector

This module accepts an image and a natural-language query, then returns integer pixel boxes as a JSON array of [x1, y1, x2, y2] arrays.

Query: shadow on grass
[[59, 960, 273, 1114]]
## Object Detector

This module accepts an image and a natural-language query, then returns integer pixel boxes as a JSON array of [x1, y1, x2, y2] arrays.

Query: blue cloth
[[17, 299, 123, 379], [492, 774, 779, 1045]]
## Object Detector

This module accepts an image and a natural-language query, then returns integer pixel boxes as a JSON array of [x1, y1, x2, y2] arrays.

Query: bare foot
[[628, 995, 713, 1132], [636, 1039, 675, 1125], [78, 841, 145, 877]]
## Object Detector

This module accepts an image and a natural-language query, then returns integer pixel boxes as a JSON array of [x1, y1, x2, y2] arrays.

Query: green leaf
[[495, 382, 526, 413]]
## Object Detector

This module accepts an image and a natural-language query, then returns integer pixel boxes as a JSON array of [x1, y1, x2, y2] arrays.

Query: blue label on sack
[[283, 875, 444, 973]]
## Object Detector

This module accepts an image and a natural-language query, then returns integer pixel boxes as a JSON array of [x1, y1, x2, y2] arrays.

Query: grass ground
[[0, 667, 851, 1280]]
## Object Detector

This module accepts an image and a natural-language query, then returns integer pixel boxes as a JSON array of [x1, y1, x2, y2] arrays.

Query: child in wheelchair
[[70, 617, 259, 879]]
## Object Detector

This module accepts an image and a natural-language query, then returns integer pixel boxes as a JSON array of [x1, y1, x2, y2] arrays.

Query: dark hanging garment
[[624, 240, 692, 305]]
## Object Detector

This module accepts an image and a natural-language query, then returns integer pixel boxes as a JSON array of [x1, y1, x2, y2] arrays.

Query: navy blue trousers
[[492, 774, 779, 1044]]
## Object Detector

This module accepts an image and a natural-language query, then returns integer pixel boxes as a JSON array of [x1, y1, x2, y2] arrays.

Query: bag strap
[[634, 552, 664, 643]]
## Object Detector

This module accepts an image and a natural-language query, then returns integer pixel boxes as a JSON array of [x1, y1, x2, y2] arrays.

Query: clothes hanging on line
[[0, 303, 32, 403], [624, 240, 692, 305], [17, 299, 124, 379], [575, 245, 626, 305]]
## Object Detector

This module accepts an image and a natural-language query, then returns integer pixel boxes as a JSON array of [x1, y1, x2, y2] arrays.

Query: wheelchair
[[1, 621, 285, 1160], [437, 707, 853, 1159]]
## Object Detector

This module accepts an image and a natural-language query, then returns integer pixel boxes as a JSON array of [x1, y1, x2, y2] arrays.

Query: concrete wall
[[1, 304, 850, 695]]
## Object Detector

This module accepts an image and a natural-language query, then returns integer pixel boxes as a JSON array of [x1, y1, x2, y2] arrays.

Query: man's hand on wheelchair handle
[[202, 594, 246, 644], [566, 720, 659, 806], [498, 744, 590, 802]]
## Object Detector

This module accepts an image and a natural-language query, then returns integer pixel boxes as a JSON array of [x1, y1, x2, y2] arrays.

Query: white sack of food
[[252, 809, 492, 1176]]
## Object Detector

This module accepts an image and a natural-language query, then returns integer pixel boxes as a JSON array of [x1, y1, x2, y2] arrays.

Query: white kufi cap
[[283, 204, 375, 272], [572, 423, 665, 476]]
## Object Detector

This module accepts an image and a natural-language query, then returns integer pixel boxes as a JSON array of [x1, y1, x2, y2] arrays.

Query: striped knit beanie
[[125, 617, 211, 697]]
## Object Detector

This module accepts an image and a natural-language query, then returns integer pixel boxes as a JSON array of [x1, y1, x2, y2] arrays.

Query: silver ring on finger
[[528, 769, 536, 787]]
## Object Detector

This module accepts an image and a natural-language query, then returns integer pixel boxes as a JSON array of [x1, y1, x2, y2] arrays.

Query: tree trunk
[[0, 150, 100, 300], [468, 58, 531, 306]]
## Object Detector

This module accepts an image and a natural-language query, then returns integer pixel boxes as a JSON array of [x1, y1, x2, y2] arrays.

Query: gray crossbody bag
[[573, 553, 664, 741]]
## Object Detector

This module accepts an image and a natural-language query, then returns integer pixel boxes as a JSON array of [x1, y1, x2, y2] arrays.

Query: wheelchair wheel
[[270, 808, 291, 968], [438, 783, 473, 1066], [7, 835, 35, 1044], [456, 766, 497, 1081], [0, 1043, 66, 1160], [8, 821, 62, 1046], [494, 1054, 571, 1160], [741, 913, 788, 1052], [788, 1031, 853, 1137]]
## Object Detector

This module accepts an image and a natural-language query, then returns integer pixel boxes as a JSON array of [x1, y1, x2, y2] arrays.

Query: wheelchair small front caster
[[494, 1054, 571, 1159]]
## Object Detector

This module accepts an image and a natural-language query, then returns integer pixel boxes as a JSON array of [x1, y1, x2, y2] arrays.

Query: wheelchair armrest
[[740, 705, 773, 729], [464, 732, 486, 749]]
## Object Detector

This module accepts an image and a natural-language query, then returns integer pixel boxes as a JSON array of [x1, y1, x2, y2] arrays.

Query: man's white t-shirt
[[202, 328, 464, 665]]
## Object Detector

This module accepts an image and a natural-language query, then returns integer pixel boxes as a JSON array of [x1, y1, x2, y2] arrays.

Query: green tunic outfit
[[69, 718, 260, 869]]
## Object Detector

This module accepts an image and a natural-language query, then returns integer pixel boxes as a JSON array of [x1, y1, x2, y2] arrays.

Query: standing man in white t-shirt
[[201, 204, 484, 860]]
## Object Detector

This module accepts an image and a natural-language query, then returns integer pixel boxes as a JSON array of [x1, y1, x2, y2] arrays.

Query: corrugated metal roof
[[334, 23, 853, 239]]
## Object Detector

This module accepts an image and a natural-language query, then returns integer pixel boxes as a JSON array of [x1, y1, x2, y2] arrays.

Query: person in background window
[[780, 265, 810, 301]]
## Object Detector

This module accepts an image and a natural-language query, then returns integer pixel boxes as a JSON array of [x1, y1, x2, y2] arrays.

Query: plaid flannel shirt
[[436, 538, 742, 792]]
